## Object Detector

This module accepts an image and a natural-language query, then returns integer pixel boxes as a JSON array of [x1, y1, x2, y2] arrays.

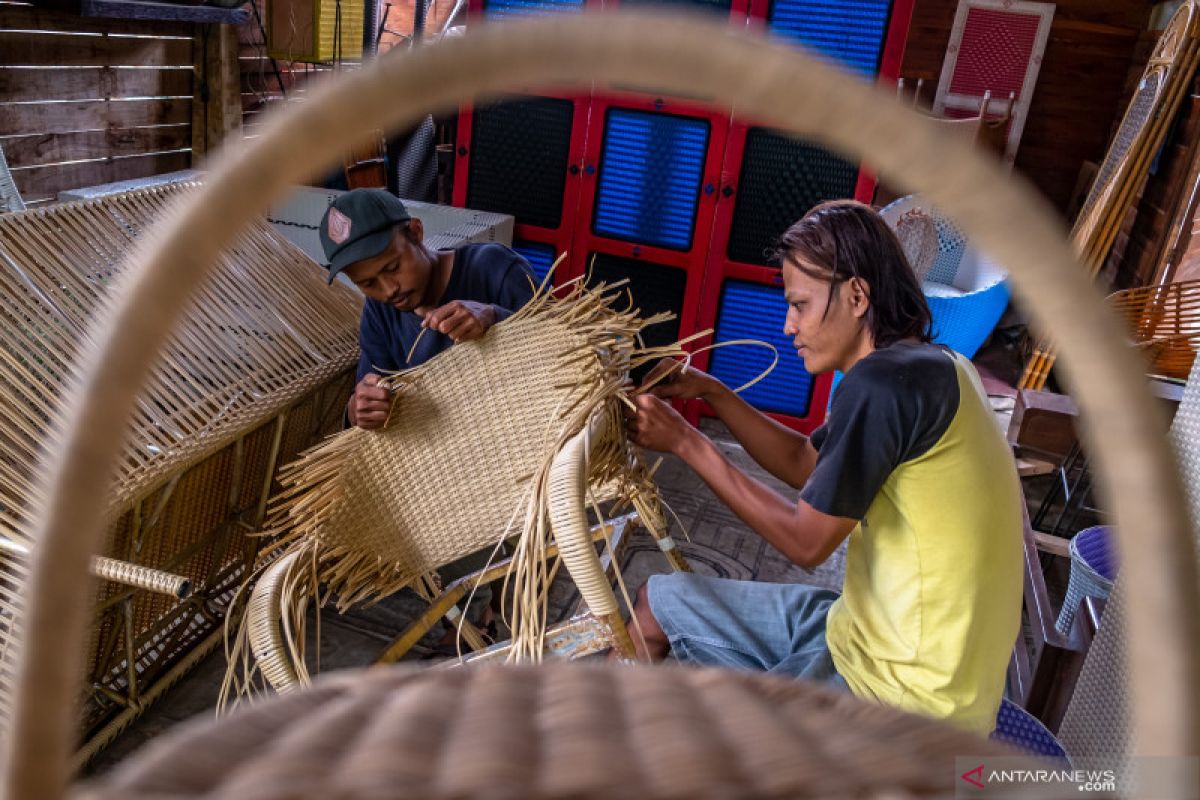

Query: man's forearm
[[702, 383, 816, 489], [673, 427, 821, 566]]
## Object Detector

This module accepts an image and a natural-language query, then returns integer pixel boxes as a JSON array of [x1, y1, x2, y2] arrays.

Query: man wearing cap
[[320, 188, 536, 650], [320, 188, 537, 430]]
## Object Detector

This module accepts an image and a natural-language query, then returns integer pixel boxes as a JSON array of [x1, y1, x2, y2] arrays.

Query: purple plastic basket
[[1055, 525, 1117, 636]]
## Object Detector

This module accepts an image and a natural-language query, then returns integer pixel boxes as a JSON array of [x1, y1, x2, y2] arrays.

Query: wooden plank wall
[[0, 0, 194, 205], [238, 0, 351, 139], [900, 0, 1153, 217]]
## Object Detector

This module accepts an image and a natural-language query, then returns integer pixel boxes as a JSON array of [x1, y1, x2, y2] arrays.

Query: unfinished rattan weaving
[[222, 279, 679, 699], [0, 183, 360, 759], [2, 10, 1198, 800]]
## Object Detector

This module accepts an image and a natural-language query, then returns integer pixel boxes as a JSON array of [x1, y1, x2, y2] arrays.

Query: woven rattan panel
[[1075, 71, 1162, 233], [708, 279, 814, 416], [592, 108, 710, 251], [467, 95, 574, 229], [767, 0, 891, 77], [727, 127, 859, 266], [293, 310, 625, 588], [586, 253, 686, 353], [948, 7, 1042, 98]]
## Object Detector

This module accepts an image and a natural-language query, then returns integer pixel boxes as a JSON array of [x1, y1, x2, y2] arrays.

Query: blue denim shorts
[[646, 572, 848, 690]]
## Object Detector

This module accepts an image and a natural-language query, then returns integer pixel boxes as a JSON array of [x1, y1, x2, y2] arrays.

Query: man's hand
[[348, 373, 393, 430], [418, 300, 498, 343], [640, 357, 722, 401], [625, 394, 697, 454]]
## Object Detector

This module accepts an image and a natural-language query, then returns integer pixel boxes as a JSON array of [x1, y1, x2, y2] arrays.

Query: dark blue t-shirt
[[356, 242, 536, 381]]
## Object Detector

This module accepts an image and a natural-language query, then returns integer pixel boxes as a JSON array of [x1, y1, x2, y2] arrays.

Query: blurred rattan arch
[[4, 11, 1198, 800]]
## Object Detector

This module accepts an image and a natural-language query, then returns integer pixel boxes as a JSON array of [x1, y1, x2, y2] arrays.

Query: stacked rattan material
[[224, 280, 673, 697], [1020, 0, 1200, 390], [1106, 277, 1200, 381], [0, 183, 360, 755], [85, 663, 1015, 799]]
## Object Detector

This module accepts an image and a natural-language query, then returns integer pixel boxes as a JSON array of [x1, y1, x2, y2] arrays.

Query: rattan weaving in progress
[[222, 277, 682, 700], [2, 10, 1198, 800], [0, 183, 360, 758]]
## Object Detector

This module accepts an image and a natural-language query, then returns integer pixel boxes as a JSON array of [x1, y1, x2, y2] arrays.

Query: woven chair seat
[[84, 663, 1015, 799]]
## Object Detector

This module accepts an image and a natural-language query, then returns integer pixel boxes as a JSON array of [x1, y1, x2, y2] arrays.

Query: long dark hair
[[772, 200, 932, 348]]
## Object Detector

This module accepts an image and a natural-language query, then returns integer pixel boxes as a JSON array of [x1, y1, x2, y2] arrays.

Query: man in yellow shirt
[[625, 200, 1023, 734]]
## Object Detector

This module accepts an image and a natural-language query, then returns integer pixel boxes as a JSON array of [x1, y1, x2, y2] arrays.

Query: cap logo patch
[[327, 207, 352, 244]]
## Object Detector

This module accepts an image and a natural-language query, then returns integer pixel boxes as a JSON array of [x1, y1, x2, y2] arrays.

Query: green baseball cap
[[318, 189, 412, 284]]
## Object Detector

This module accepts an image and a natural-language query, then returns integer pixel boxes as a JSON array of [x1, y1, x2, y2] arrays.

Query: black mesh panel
[[587, 253, 688, 379], [467, 96, 574, 229], [726, 127, 859, 266]]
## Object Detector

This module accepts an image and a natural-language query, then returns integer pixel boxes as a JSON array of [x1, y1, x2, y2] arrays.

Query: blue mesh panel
[[593, 109, 710, 251], [513, 240, 558, 284], [483, 0, 584, 19], [925, 280, 1010, 358], [767, 0, 891, 77], [709, 280, 813, 416], [991, 700, 1071, 768]]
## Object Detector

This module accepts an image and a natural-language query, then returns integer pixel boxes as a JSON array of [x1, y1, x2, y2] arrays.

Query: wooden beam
[[80, 0, 250, 25], [0, 98, 191, 134], [0, 126, 191, 169], [0, 66, 192, 103], [192, 23, 243, 160], [0, 31, 192, 67], [0, 4, 188, 37]]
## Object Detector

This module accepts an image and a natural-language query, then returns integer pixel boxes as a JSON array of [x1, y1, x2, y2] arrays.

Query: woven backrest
[[0, 184, 360, 736], [266, 282, 665, 610]]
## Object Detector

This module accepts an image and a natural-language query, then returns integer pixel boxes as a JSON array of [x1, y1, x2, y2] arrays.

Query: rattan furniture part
[[0, 184, 360, 759]]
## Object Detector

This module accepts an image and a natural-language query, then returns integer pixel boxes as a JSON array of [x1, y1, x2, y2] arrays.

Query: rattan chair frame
[[0, 12, 1196, 799], [0, 185, 360, 762]]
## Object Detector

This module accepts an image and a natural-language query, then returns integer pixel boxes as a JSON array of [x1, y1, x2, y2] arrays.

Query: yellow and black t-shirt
[[799, 341, 1023, 734]]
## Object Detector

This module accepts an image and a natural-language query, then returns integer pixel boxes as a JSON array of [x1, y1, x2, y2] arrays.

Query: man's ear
[[407, 217, 425, 244], [848, 276, 871, 319]]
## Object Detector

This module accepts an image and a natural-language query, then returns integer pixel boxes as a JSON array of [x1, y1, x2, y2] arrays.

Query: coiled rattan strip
[[6, 12, 1198, 800]]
